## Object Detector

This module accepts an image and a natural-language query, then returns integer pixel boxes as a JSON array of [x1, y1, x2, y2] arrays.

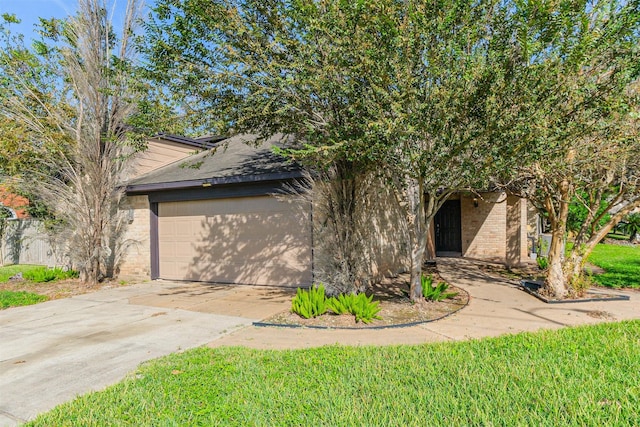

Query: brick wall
[[0, 186, 29, 219], [117, 195, 151, 280], [459, 192, 529, 265], [506, 195, 529, 266], [461, 192, 507, 261]]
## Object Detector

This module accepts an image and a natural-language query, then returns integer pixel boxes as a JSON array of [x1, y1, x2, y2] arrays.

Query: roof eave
[[125, 170, 305, 195], [154, 133, 227, 150]]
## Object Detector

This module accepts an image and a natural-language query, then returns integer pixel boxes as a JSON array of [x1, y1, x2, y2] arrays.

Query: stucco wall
[[311, 175, 408, 290], [128, 139, 200, 179], [363, 184, 408, 280], [117, 195, 151, 280]]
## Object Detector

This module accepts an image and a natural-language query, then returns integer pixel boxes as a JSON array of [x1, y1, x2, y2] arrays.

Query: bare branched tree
[[288, 162, 408, 295], [0, 0, 143, 285]]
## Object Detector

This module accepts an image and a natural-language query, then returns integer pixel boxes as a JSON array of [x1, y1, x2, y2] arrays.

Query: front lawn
[[0, 265, 79, 308], [29, 320, 640, 426], [0, 290, 48, 309], [588, 243, 640, 288], [0, 264, 48, 283]]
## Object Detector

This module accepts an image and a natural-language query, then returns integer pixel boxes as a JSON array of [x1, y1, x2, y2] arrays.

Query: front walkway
[[209, 257, 640, 349]]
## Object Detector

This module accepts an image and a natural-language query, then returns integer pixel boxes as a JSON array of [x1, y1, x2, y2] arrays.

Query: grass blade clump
[[23, 267, 79, 283], [327, 292, 382, 323], [291, 284, 328, 319], [325, 293, 351, 315], [421, 274, 458, 301]]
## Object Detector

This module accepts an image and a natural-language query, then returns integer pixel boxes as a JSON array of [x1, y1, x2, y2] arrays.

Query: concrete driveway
[[0, 281, 293, 426]]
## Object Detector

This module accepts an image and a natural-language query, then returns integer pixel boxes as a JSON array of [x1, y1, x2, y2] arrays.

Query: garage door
[[157, 196, 312, 287]]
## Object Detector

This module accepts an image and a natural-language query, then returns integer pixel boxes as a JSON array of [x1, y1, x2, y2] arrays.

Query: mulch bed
[[0, 278, 122, 301], [477, 262, 630, 303], [519, 280, 630, 304], [258, 269, 469, 329]]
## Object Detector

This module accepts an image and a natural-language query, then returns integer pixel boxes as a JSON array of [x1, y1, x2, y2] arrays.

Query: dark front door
[[434, 200, 462, 254]]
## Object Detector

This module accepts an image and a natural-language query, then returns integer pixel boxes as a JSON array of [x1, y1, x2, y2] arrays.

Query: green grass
[[22, 266, 79, 282], [29, 321, 640, 426], [588, 244, 640, 288], [0, 290, 48, 308], [0, 265, 78, 283], [0, 265, 48, 283]]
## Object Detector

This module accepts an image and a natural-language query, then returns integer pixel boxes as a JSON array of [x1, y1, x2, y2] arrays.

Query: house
[[118, 134, 533, 286], [0, 186, 29, 219]]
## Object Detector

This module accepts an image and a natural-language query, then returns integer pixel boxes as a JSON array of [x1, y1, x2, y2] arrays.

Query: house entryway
[[434, 200, 462, 256]]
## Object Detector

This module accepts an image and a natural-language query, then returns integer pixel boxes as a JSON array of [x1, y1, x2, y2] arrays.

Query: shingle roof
[[154, 133, 226, 149], [125, 134, 303, 194]]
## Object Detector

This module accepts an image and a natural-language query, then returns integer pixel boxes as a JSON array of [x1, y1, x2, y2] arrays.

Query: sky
[[0, 0, 151, 43]]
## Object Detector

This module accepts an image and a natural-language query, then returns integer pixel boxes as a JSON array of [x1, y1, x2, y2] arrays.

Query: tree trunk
[[545, 227, 568, 298], [543, 178, 572, 298], [406, 177, 427, 302]]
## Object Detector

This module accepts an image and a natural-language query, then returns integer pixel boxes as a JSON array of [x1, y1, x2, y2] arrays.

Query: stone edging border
[[253, 287, 471, 330]]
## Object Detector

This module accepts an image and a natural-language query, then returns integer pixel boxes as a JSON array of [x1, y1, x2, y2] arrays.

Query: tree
[[0, 0, 144, 285], [496, 0, 640, 297], [142, 0, 509, 300]]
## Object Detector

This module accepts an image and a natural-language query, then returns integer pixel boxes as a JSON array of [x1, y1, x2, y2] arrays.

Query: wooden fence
[[1, 219, 67, 267]]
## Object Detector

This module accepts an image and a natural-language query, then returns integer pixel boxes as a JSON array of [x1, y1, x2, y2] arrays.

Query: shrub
[[326, 293, 351, 315], [624, 213, 640, 242], [23, 267, 79, 283], [350, 293, 382, 324], [536, 256, 549, 270], [327, 292, 382, 324], [291, 284, 328, 319], [292, 284, 383, 324], [421, 274, 458, 301]]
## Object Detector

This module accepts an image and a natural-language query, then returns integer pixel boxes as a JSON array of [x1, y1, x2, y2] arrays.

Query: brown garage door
[[158, 196, 312, 287]]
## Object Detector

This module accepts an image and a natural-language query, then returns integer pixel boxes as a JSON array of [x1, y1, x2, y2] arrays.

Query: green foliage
[[22, 267, 78, 283], [291, 284, 328, 319], [623, 213, 640, 242], [350, 293, 382, 324], [325, 293, 351, 315], [536, 256, 549, 271], [567, 196, 611, 234], [0, 290, 47, 309], [143, 0, 640, 302], [326, 293, 382, 324], [568, 272, 595, 295], [421, 274, 458, 302], [293, 285, 382, 324], [0, 265, 50, 283], [28, 321, 640, 426]]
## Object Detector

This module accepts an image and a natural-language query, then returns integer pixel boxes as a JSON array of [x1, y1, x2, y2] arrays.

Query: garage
[[125, 134, 314, 287], [157, 196, 312, 286]]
